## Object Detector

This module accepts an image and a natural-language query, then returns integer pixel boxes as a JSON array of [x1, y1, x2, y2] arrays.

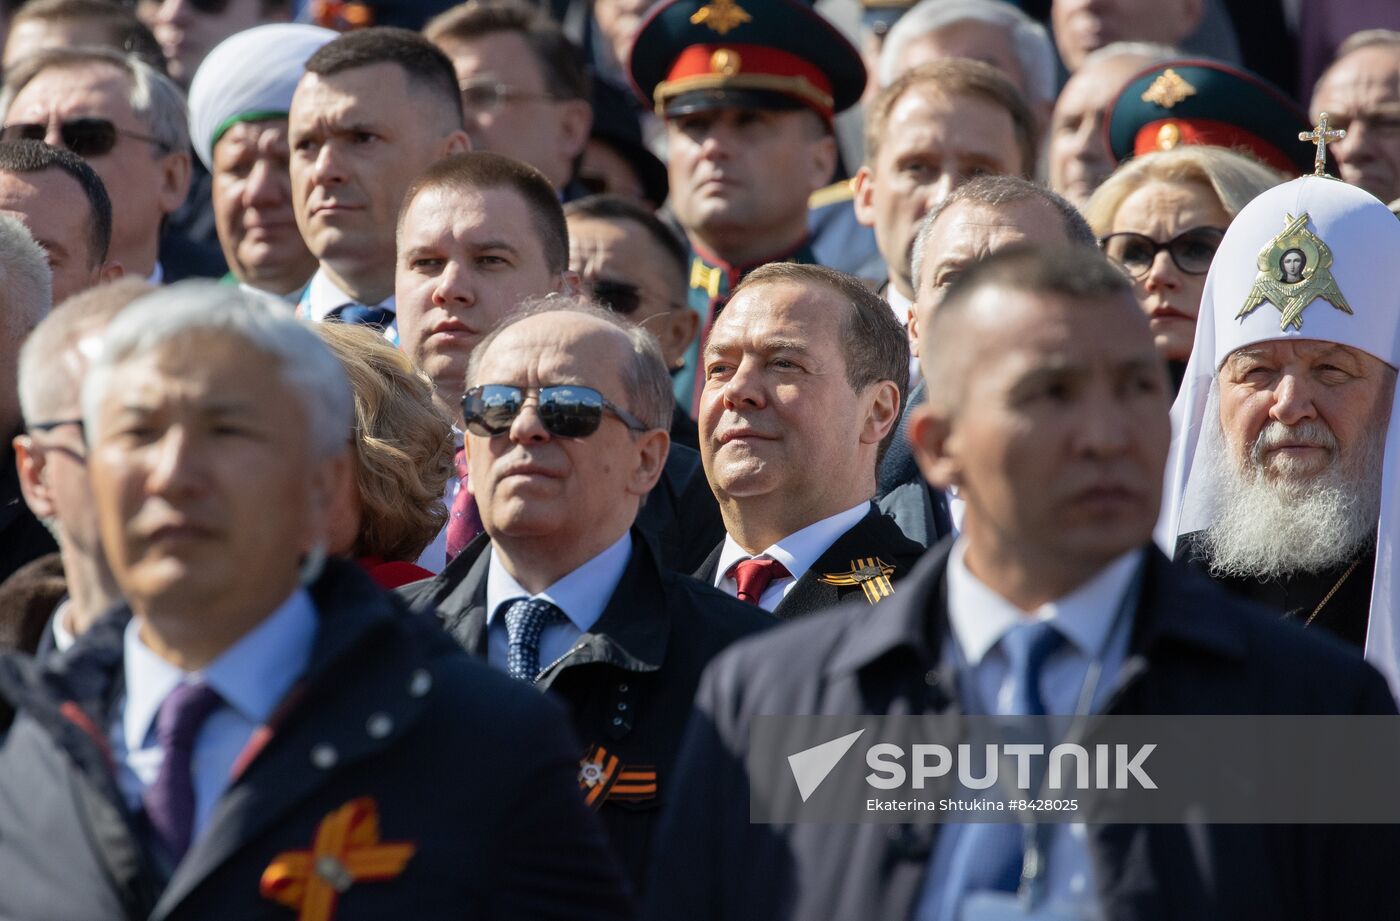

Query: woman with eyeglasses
[[1085, 147, 1284, 385]]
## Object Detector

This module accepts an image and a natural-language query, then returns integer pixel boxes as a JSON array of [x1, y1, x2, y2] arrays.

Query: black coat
[[636, 442, 725, 574], [693, 504, 925, 619], [0, 560, 632, 921], [0, 435, 57, 587], [875, 379, 955, 549], [400, 528, 774, 892], [646, 542, 1400, 921]]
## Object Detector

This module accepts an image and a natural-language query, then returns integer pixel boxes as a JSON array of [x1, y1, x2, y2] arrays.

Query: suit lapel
[[776, 507, 909, 619], [693, 541, 724, 585]]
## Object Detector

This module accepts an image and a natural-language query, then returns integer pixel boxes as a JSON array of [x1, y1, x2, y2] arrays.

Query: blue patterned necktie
[[143, 680, 223, 863], [325, 303, 396, 329], [927, 620, 1066, 921], [502, 598, 569, 682]]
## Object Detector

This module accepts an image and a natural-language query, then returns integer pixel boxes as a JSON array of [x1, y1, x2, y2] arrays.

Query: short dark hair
[[564, 193, 687, 288], [730, 262, 910, 465], [924, 245, 1136, 411], [8, 0, 165, 72], [425, 0, 589, 102], [304, 27, 464, 129], [911, 175, 1095, 292], [399, 151, 568, 275], [0, 140, 111, 265]]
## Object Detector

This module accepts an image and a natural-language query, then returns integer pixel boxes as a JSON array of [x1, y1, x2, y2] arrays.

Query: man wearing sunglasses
[[0, 47, 191, 285], [400, 299, 773, 891], [289, 28, 470, 342], [425, 0, 594, 201], [695, 262, 924, 618]]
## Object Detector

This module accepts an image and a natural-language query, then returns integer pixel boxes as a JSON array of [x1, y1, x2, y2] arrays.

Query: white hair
[[877, 0, 1056, 103], [0, 213, 52, 337], [80, 282, 353, 461], [0, 47, 190, 154], [1197, 383, 1388, 579]]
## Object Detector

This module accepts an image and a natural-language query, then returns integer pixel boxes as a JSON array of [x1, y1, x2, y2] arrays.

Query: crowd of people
[[0, 0, 1396, 918]]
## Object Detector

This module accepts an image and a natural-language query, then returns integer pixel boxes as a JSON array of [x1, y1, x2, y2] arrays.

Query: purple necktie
[[143, 680, 222, 863]]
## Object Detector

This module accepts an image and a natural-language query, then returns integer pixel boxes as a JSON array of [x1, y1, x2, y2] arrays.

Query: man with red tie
[[692, 261, 924, 618]]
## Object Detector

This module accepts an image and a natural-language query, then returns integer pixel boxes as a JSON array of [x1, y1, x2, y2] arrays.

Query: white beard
[[1198, 392, 1385, 580]]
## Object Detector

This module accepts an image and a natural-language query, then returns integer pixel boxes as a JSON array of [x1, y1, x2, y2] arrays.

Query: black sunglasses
[[462, 384, 650, 438], [1100, 226, 1226, 279], [0, 117, 168, 158], [588, 279, 644, 316]]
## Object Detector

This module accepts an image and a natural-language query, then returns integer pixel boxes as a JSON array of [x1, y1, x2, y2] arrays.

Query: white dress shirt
[[914, 541, 1143, 921], [416, 427, 464, 574], [110, 590, 318, 841], [298, 267, 399, 345], [713, 501, 870, 612], [483, 531, 632, 675], [50, 598, 76, 654]]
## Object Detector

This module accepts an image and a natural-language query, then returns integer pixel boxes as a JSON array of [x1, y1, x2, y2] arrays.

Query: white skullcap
[[1162, 175, 1400, 698], [187, 23, 338, 171]]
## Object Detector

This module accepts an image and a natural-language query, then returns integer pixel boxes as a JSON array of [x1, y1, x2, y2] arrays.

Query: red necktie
[[727, 557, 792, 605], [445, 448, 482, 563]]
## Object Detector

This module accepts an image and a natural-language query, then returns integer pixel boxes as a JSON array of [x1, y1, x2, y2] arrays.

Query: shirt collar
[[886, 282, 913, 326], [715, 501, 871, 585], [947, 540, 1143, 665], [122, 589, 319, 750], [485, 531, 633, 634], [145, 263, 164, 286], [305, 268, 396, 322]]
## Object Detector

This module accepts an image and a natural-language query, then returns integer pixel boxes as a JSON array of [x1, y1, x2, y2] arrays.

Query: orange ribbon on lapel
[[260, 797, 415, 921], [579, 744, 657, 807]]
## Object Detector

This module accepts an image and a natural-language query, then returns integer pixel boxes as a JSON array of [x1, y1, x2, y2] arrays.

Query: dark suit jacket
[[0, 559, 632, 921], [694, 504, 925, 619], [0, 436, 58, 587], [876, 378, 954, 548], [637, 442, 724, 574], [399, 528, 774, 892], [646, 541, 1400, 921]]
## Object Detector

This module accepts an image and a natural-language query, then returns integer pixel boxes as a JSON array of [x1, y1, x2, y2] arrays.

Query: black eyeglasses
[[0, 117, 169, 158], [462, 384, 650, 438], [27, 418, 84, 434], [1100, 226, 1226, 279], [587, 279, 644, 316]]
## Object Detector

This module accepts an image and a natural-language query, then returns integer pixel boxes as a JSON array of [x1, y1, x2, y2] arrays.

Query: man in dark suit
[[400, 298, 773, 891], [646, 245, 1399, 921], [877, 175, 1097, 548], [694, 261, 923, 618], [0, 283, 631, 920]]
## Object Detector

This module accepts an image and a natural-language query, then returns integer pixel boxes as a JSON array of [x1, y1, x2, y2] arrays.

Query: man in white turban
[[187, 23, 335, 300], [1165, 170, 1400, 696]]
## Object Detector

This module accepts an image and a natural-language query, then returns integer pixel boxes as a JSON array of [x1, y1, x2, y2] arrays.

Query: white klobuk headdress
[[1163, 175, 1400, 698]]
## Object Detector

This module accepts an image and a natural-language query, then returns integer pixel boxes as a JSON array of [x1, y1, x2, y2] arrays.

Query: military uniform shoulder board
[[809, 179, 856, 209], [579, 744, 657, 807], [819, 557, 897, 604]]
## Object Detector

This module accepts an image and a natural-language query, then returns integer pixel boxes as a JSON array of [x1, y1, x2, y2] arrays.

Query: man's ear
[[859, 379, 901, 448], [557, 269, 580, 295], [663, 308, 700, 368], [907, 308, 920, 358], [442, 130, 472, 157], [306, 451, 354, 552], [157, 149, 193, 216], [806, 132, 838, 195], [852, 165, 877, 227], [909, 403, 959, 490], [97, 260, 124, 287], [14, 435, 55, 520], [629, 428, 670, 497]]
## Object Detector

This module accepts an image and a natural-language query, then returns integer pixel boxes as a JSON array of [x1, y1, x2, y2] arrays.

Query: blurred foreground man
[[0, 284, 632, 920], [1166, 173, 1400, 688], [402, 300, 771, 889], [647, 245, 1398, 921], [694, 263, 922, 616]]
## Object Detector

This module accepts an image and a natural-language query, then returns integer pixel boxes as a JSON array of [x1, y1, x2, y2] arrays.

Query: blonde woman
[[317, 322, 454, 588], [1086, 147, 1283, 375]]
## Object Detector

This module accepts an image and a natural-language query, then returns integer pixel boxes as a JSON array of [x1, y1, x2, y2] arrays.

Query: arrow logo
[[787, 729, 865, 802]]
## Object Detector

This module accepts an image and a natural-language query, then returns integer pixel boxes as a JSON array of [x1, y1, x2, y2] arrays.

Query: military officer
[[1105, 59, 1314, 176], [627, 0, 867, 412]]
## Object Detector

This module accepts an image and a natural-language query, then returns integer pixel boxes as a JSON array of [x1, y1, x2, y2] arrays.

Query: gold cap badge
[[1236, 212, 1352, 331], [710, 48, 741, 76], [690, 0, 752, 35], [1140, 68, 1197, 109]]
